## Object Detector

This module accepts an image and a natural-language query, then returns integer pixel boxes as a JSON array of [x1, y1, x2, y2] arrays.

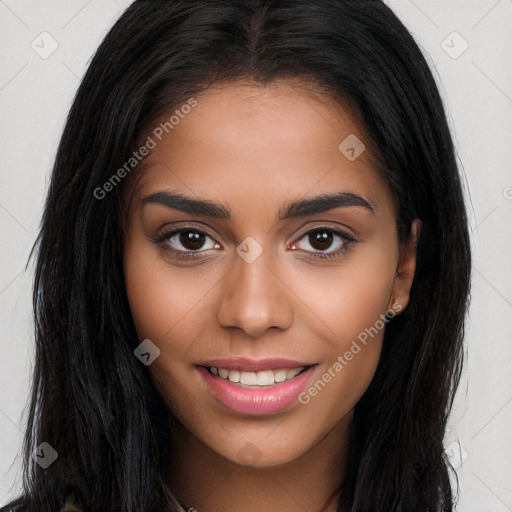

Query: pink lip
[[197, 356, 312, 372], [197, 364, 317, 415]]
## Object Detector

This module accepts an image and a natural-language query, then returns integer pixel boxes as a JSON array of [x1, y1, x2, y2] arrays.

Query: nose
[[217, 242, 294, 338]]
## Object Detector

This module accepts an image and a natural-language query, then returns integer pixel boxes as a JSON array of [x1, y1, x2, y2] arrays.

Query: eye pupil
[[180, 231, 205, 250], [310, 230, 333, 251]]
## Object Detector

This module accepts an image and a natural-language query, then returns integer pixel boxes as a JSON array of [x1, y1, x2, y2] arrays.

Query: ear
[[387, 219, 421, 314]]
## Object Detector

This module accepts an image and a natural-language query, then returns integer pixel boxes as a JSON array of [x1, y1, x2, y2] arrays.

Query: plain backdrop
[[1, 1, 511, 510]]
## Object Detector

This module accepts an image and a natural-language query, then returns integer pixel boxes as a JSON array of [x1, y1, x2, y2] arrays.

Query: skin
[[123, 79, 419, 512]]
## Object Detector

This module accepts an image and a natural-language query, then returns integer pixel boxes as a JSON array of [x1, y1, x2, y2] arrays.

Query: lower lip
[[197, 365, 317, 415]]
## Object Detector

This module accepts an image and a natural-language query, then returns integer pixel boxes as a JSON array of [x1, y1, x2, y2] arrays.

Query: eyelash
[[151, 227, 358, 261]]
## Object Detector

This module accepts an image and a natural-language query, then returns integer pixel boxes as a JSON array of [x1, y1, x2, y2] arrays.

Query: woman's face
[[123, 79, 417, 467]]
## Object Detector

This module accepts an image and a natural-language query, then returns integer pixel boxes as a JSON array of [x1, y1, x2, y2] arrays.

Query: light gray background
[[1, 1, 511, 510]]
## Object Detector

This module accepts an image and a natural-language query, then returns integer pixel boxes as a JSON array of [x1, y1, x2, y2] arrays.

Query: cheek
[[123, 242, 213, 418], [289, 239, 396, 346], [288, 241, 396, 411], [123, 240, 216, 345]]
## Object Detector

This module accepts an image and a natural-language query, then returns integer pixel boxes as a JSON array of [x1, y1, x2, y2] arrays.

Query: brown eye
[[157, 228, 219, 255], [290, 228, 357, 261], [179, 230, 207, 251], [308, 230, 334, 251]]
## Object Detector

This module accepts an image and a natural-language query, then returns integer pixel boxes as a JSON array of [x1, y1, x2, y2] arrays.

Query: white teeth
[[257, 370, 274, 386], [228, 369, 240, 383], [286, 368, 300, 379], [240, 371, 258, 385], [208, 366, 306, 386], [274, 369, 287, 383]]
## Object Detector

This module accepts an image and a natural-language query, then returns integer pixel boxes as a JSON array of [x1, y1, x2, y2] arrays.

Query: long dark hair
[[1, 1, 471, 510]]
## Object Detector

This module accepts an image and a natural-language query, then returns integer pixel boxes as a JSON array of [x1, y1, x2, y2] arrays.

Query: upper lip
[[197, 357, 315, 372]]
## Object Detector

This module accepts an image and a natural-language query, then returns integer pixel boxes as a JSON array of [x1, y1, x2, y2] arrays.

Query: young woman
[[1, 1, 471, 511]]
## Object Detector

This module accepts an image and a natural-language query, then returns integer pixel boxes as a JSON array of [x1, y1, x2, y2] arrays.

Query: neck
[[165, 413, 352, 512]]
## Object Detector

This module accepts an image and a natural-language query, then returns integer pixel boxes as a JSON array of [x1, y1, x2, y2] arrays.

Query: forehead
[[131, 79, 393, 219]]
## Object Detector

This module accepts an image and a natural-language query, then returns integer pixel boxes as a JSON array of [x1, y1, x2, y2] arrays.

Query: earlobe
[[388, 219, 421, 314]]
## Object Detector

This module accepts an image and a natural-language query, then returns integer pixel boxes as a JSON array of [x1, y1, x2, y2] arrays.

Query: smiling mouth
[[201, 365, 313, 388]]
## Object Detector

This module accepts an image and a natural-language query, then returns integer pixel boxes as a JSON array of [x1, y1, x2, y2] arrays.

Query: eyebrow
[[140, 190, 375, 220]]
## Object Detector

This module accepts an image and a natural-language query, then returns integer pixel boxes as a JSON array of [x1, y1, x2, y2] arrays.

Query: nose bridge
[[217, 236, 293, 337]]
